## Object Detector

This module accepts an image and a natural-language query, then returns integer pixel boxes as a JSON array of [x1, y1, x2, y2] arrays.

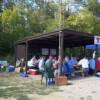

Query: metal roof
[[16, 28, 94, 47]]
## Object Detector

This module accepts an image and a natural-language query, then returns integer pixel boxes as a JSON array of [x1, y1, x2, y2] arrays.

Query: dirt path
[[28, 76, 100, 100]]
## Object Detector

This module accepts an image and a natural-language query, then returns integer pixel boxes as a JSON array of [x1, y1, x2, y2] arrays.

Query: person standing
[[38, 56, 45, 72], [45, 56, 54, 80]]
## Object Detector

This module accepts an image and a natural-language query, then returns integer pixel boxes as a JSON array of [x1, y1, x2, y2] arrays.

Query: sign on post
[[94, 36, 100, 44]]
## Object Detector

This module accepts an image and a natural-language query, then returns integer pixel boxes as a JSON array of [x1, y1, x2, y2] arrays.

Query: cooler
[[28, 69, 38, 75]]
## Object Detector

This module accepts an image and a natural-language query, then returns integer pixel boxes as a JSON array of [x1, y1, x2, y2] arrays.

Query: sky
[[3, 0, 100, 13]]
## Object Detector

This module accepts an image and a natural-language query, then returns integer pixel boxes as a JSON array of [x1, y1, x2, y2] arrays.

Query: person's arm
[[74, 60, 82, 68]]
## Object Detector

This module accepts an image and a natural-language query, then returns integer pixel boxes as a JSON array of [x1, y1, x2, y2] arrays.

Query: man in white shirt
[[78, 57, 89, 69], [78, 56, 89, 76], [38, 56, 45, 71]]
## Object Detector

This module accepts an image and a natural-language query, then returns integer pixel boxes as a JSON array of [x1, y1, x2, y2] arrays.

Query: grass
[[17, 95, 30, 100], [0, 72, 59, 100]]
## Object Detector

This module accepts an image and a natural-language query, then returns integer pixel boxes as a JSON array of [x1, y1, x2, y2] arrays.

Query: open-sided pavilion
[[15, 28, 95, 62]]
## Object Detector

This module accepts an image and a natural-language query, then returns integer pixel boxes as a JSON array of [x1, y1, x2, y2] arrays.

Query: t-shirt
[[45, 59, 52, 68], [68, 58, 77, 68], [38, 59, 44, 71], [89, 59, 95, 70], [78, 58, 89, 69]]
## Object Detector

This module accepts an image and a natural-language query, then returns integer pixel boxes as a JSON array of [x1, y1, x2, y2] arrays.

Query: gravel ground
[[0, 72, 100, 100], [29, 76, 100, 100]]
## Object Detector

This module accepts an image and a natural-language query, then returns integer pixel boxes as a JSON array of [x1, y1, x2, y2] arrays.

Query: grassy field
[[0, 72, 59, 100]]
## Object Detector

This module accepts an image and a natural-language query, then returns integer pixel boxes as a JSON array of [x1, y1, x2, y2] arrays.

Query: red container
[[96, 61, 100, 71], [28, 69, 38, 75]]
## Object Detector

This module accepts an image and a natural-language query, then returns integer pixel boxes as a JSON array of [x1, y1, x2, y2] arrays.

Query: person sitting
[[27, 56, 38, 69], [20, 58, 25, 66], [96, 56, 100, 72], [62, 56, 70, 77], [68, 57, 77, 77], [77, 55, 89, 76], [62, 56, 77, 78], [7, 64, 15, 72], [89, 57, 96, 75], [16, 58, 21, 67]]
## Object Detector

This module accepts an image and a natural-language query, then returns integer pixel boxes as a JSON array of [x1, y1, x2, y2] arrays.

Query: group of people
[[27, 54, 96, 79]]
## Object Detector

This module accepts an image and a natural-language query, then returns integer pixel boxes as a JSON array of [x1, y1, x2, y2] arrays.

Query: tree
[[86, 0, 100, 17], [0, 0, 3, 12], [85, 0, 100, 35], [0, 1, 59, 56], [65, 9, 95, 33]]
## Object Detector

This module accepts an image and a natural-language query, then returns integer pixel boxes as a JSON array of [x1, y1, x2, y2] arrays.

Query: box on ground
[[55, 76, 68, 86]]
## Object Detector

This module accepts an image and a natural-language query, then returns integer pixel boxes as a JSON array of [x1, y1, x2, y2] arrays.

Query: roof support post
[[58, 0, 64, 76], [58, 30, 64, 76], [25, 41, 28, 74], [15, 44, 17, 65]]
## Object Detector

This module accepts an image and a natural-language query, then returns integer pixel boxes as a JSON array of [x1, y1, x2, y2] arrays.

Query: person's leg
[[92, 69, 96, 75], [89, 68, 92, 75], [91, 69, 94, 75], [84, 68, 89, 76]]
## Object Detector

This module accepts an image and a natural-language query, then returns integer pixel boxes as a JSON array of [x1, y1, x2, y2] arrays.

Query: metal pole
[[25, 41, 28, 74], [58, 0, 64, 76], [59, 30, 64, 59], [15, 44, 17, 66], [59, 31, 64, 76], [95, 44, 98, 72]]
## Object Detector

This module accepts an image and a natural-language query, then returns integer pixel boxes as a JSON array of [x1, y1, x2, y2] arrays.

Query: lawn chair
[[74, 67, 84, 77], [40, 66, 54, 86], [39, 69, 48, 85]]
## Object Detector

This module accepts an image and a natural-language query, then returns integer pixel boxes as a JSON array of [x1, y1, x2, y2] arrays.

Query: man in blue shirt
[[89, 57, 96, 75], [68, 57, 77, 76]]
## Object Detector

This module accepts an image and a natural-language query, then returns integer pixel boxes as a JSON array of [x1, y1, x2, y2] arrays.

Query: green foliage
[[46, 18, 59, 32], [93, 19, 100, 35], [45, 2, 58, 18], [86, 0, 100, 17], [65, 9, 95, 33]]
